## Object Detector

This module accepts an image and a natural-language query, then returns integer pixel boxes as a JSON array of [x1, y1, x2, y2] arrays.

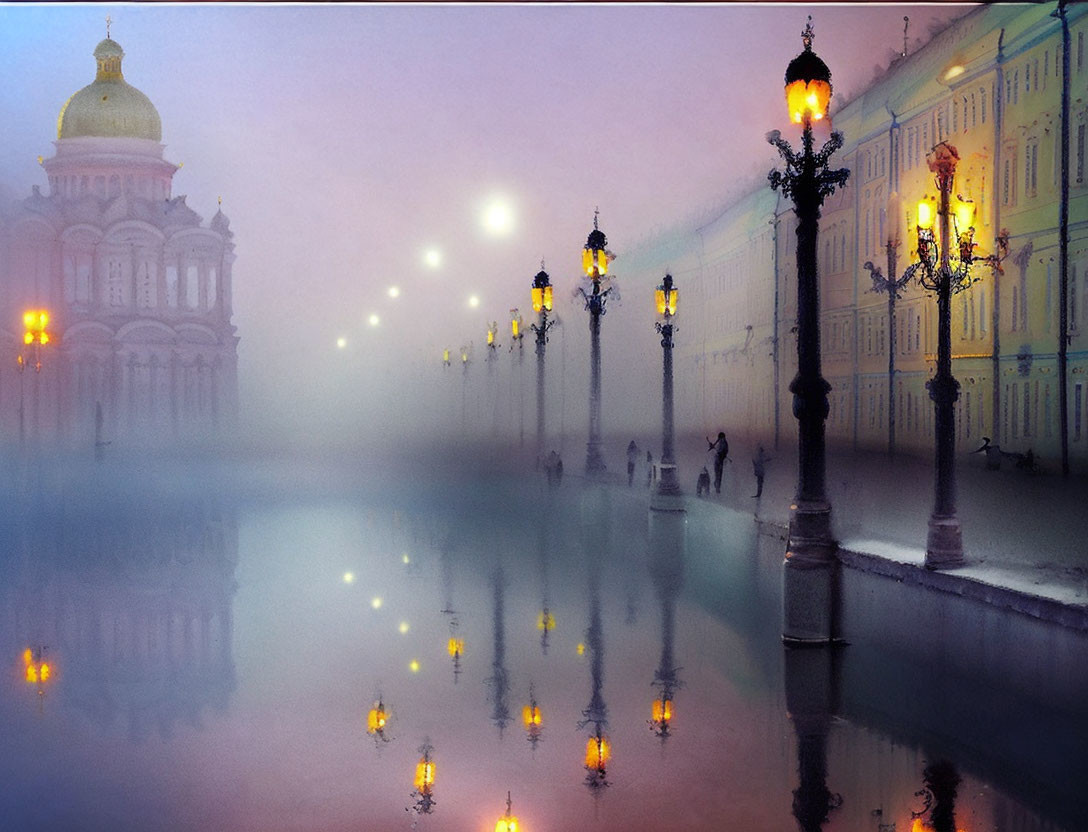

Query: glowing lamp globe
[[585, 735, 610, 771], [954, 200, 975, 235], [487, 329, 495, 346], [531, 270, 553, 313], [536, 610, 555, 631], [652, 698, 672, 724], [785, 21, 832, 126], [916, 200, 935, 231], [583, 224, 609, 277], [447, 636, 464, 657], [511, 314, 521, 338], [655, 284, 678, 318], [522, 705, 542, 728], [414, 756, 436, 790], [366, 704, 388, 734]]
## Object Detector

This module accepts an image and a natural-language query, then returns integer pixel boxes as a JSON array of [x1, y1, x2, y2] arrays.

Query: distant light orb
[[336, 337, 347, 350], [388, 286, 400, 299], [343, 571, 354, 584], [368, 314, 380, 327], [468, 295, 480, 308], [424, 249, 442, 268], [576, 642, 586, 656], [409, 659, 421, 673], [371, 597, 383, 610], [483, 199, 514, 235], [402, 553, 411, 565], [398, 621, 410, 634]]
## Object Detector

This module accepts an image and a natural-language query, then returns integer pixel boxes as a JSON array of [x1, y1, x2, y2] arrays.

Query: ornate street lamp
[[411, 744, 437, 815], [770, 17, 852, 643], [530, 265, 556, 463], [18, 309, 51, 446], [486, 321, 500, 366], [522, 684, 543, 748], [768, 18, 850, 643], [864, 192, 909, 459], [460, 344, 471, 431], [577, 211, 615, 477], [653, 274, 683, 509], [442, 347, 451, 368], [901, 141, 1009, 569]]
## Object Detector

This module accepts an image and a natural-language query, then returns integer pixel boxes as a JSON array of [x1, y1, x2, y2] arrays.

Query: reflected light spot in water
[[371, 597, 383, 609], [399, 621, 409, 634], [576, 642, 585, 656]]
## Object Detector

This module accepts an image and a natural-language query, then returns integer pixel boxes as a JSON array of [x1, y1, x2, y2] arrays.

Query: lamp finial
[[802, 15, 814, 51], [593, 207, 599, 231], [106, 14, 112, 39]]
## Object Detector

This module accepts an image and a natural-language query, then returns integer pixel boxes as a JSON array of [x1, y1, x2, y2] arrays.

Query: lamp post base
[[651, 464, 684, 512], [925, 514, 964, 569], [783, 500, 838, 644]]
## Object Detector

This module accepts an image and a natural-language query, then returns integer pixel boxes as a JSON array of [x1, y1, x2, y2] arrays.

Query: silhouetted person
[[696, 467, 710, 497], [646, 450, 654, 487], [752, 445, 771, 498], [707, 432, 729, 494], [626, 440, 639, 486]]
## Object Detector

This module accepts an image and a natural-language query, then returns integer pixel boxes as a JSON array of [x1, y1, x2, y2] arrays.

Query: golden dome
[[57, 38, 162, 141]]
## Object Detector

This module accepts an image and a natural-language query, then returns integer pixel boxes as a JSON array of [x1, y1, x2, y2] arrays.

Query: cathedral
[[0, 34, 238, 447]]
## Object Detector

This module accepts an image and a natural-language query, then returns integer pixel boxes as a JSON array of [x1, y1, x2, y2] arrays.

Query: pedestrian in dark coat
[[707, 431, 729, 494], [751, 445, 771, 498], [626, 440, 639, 486]]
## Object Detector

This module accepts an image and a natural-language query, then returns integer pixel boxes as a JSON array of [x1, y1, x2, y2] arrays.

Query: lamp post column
[[654, 274, 682, 510], [530, 267, 555, 465], [580, 212, 612, 479], [886, 240, 899, 458], [925, 151, 963, 567], [768, 19, 849, 644]]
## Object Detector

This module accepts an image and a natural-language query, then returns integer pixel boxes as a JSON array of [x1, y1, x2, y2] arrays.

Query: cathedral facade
[[0, 36, 238, 448]]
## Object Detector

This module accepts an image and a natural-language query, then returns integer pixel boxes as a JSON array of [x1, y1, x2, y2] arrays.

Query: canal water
[[1, 454, 1084, 831]]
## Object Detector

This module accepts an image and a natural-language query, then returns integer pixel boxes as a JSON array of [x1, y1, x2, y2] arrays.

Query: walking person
[[646, 450, 654, 487], [751, 445, 771, 498], [706, 431, 729, 495], [626, 440, 639, 487]]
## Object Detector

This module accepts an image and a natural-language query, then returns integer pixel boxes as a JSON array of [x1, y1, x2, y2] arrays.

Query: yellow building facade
[[624, 3, 1088, 469]]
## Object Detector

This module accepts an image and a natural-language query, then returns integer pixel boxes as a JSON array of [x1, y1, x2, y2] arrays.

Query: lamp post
[[864, 192, 908, 459], [18, 309, 51, 446], [530, 265, 556, 464], [494, 792, 520, 832], [510, 308, 525, 447], [22, 645, 52, 713], [578, 211, 614, 478], [767, 19, 849, 643], [460, 344, 471, 432], [902, 141, 1009, 569], [652, 274, 683, 509]]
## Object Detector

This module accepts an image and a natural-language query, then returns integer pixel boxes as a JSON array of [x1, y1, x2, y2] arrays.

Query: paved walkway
[[606, 432, 1088, 630]]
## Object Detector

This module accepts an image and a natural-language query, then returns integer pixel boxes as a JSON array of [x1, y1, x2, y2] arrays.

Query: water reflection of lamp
[[10, 498, 238, 741], [522, 683, 542, 749], [536, 489, 555, 655], [22, 645, 53, 712], [784, 647, 843, 831], [648, 510, 686, 740], [486, 567, 511, 736], [440, 536, 463, 683], [410, 742, 437, 815], [494, 791, 520, 832], [366, 697, 390, 743], [578, 489, 610, 790], [909, 760, 962, 832]]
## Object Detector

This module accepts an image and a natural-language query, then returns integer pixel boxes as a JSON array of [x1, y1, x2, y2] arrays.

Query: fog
[[0, 3, 969, 453]]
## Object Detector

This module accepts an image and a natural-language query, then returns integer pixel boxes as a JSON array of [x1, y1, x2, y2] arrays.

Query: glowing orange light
[[917, 200, 935, 231], [652, 698, 672, 724], [366, 705, 388, 734], [522, 705, 542, 728], [585, 735, 610, 770], [786, 79, 831, 125], [655, 287, 678, 317], [414, 757, 436, 790], [495, 793, 520, 832], [536, 611, 555, 631], [511, 317, 520, 338], [447, 637, 464, 657], [487, 329, 495, 346], [22, 647, 51, 686]]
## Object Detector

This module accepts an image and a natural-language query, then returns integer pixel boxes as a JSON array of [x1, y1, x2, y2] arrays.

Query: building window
[[1023, 381, 1030, 438], [166, 265, 178, 308], [1073, 263, 1079, 330], [1026, 141, 1038, 197], [965, 391, 972, 438], [1079, 31, 1084, 73], [980, 287, 987, 333], [981, 86, 988, 124], [108, 259, 124, 307], [915, 311, 921, 352], [1012, 383, 1019, 438], [962, 294, 969, 338], [186, 265, 199, 309], [1025, 62, 1031, 94], [1076, 383, 1083, 441], [1076, 123, 1085, 185], [1012, 286, 1019, 332], [1045, 383, 1052, 438], [208, 266, 218, 309]]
